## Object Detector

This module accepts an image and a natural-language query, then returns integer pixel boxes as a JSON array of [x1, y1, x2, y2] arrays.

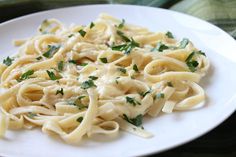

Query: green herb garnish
[[58, 61, 64, 71], [88, 76, 98, 80], [118, 19, 125, 29], [111, 38, 139, 55], [78, 29, 86, 37], [166, 31, 174, 38], [185, 51, 200, 72], [3, 56, 14, 66], [123, 114, 143, 127], [27, 112, 37, 118], [152, 42, 169, 52], [17, 70, 34, 82], [56, 88, 64, 95], [81, 80, 96, 89], [140, 89, 151, 97], [100, 57, 108, 63], [133, 64, 139, 72], [156, 93, 165, 99], [117, 30, 130, 42], [76, 117, 83, 123], [126, 96, 141, 106], [46, 70, 58, 80], [118, 67, 126, 74], [80, 63, 88, 66], [43, 45, 60, 58], [90, 22, 95, 29], [68, 60, 77, 64], [167, 81, 173, 87], [36, 56, 42, 60], [179, 38, 189, 49], [68, 34, 74, 38]]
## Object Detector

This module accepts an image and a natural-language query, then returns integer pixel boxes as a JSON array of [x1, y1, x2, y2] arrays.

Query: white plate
[[0, 4, 236, 157]]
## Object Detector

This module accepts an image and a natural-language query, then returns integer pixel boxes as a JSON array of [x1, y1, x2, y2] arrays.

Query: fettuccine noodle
[[0, 14, 209, 144]]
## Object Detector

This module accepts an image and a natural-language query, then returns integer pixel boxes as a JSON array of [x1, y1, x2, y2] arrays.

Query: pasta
[[0, 13, 209, 144]]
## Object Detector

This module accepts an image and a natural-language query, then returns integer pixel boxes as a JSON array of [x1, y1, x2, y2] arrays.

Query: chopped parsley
[[166, 31, 174, 38], [179, 38, 189, 49], [78, 29, 86, 37], [140, 89, 151, 97], [117, 30, 130, 42], [185, 51, 200, 72], [118, 19, 125, 29], [81, 79, 96, 89], [126, 96, 141, 106], [80, 63, 88, 66], [3, 56, 14, 66], [115, 77, 120, 84], [196, 50, 206, 56], [78, 95, 86, 100], [46, 70, 58, 80], [100, 57, 108, 63], [69, 96, 88, 110], [76, 117, 83, 123], [68, 60, 77, 64], [17, 70, 34, 82], [58, 61, 64, 71], [90, 22, 95, 29], [27, 112, 37, 118], [111, 38, 139, 55], [88, 76, 98, 80], [36, 56, 42, 61], [133, 64, 139, 72], [156, 93, 165, 99], [43, 45, 60, 58], [187, 61, 199, 72], [118, 67, 126, 74], [152, 42, 169, 52], [123, 114, 143, 127], [167, 81, 173, 87], [56, 88, 64, 95], [68, 34, 74, 38]]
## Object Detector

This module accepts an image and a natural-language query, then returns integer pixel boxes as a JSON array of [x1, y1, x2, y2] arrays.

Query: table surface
[[0, 1, 235, 157]]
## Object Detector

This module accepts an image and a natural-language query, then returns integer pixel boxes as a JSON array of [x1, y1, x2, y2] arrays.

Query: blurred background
[[0, 0, 235, 157]]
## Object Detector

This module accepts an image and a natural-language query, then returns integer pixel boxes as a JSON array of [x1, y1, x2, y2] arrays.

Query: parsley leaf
[[167, 82, 173, 87], [123, 114, 143, 127], [81, 80, 96, 89], [179, 38, 189, 49], [43, 45, 60, 58], [117, 30, 130, 42], [152, 42, 169, 52], [133, 64, 139, 72], [187, 61, 199, 72], [140, 90, 151, 97], [126, 96, 141, 106], [118, 19, 125, 29], [118, 67, 126, 74], [100, 57, 108, 63], [76, 117, 83, 123], [80, 63, 88, 66], [68, 34, 74, 38], [58, 61, 64, 71], [3, 56, 14, 66], [185, 51, 199, 72], [28, 112, 37, 118], [56, 88, 64, 95], [17, 70, 34, 82], [90, 22, 95, 29], [36, 56, 42, 61], [112, 38, 139, 55], [68, 60, 77, 64], [46, 70, 58, 80], [156, 93, 165, 99], [166, 31, 174, 38], [78, 29, 86, 37], [88, 76, 98, 80], [69, 96, 88, 110]]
